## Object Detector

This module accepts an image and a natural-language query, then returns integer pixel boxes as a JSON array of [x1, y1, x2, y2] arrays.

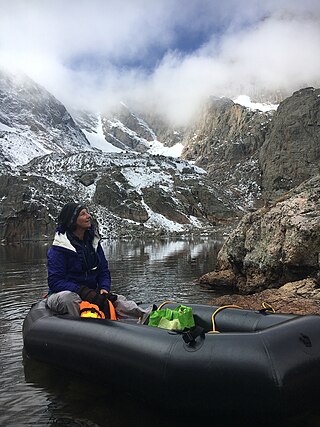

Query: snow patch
[[145, 210, 185, 232], [147, 140, 184, 157], [83, 115, 123, 153], [233, 95, 278, 112], [122, 166, 172, 191], [0, 122, 16, 132], [0, 132, 52, 166]]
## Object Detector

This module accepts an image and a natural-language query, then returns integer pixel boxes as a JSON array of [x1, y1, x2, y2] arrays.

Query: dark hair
[[57, 202, 87, 231]]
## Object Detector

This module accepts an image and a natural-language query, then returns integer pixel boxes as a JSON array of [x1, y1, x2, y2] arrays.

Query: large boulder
[[199, 175, 320, 294]]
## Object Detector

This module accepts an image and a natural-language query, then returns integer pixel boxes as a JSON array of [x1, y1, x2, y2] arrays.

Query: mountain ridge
[[0, 68, 319, 243]]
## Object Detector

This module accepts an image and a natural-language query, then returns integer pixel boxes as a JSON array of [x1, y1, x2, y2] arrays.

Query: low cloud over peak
[[1, 0, 319, 125]]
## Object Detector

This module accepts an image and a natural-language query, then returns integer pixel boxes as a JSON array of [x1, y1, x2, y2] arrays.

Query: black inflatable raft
[[23, 300, 320, 418]]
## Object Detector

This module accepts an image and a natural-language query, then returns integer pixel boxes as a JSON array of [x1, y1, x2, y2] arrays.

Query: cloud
[[0, 0, 320, 125]]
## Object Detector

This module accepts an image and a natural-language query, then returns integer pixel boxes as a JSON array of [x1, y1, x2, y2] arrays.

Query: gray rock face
[[191, 89, 320, 314], [93, 170, 149, 223], [183, 97, 269, 161], [137, 111, 185, 148], [0, 174, 74, 241], [199, 175, 320, 294], [259, 87, 320, 199], [101, 104, 156, 152], [72, 105, 185, 154], [181, 97, 273, 208], [181, 88, 320, 210]]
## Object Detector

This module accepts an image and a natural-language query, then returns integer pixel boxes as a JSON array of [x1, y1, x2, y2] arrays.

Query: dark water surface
[[0, 237, 319, 426]]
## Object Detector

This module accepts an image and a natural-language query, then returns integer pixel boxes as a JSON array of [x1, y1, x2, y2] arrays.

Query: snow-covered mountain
[[71, 103, 185, 158], [0, 69, 243, 241], [0, 150, 241, 241], [0, 69, 93, 170]]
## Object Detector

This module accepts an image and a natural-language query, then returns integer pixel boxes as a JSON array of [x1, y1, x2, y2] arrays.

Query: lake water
[[0, 236, 221, 427], [0, 237, 318, 426]]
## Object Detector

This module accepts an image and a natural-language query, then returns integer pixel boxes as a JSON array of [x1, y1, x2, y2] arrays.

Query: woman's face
[[75, 208, 91, 230]]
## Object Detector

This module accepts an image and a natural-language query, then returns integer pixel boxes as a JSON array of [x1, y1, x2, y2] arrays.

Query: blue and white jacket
[[47, 227, 111, 294]]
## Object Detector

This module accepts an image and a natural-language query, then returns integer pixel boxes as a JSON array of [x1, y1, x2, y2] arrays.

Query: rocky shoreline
[[209, 278, 320, 316], [198, 175, 320, 315]]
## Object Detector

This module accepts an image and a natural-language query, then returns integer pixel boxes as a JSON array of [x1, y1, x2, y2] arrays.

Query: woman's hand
[[100, 289, 117, 303]]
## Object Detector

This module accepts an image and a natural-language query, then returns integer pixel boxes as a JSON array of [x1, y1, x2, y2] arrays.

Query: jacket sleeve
[[96, 244, 111, 291], [47, 247, 81, 293]]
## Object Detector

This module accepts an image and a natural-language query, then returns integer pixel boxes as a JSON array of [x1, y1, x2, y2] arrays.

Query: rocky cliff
[[88, 103, 184, 153], [199, 175, 320, 313], [181, 88, 320, 209], [259, 87, 320, 199], [101, 104, 156, 152], [181, 96, 273, 207]]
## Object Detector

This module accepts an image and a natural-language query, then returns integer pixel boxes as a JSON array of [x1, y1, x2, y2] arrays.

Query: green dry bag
[[148, 304, 195, 330]]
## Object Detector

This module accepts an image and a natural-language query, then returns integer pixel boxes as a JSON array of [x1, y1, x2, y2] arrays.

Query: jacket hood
[[53, 227, 100, 252]]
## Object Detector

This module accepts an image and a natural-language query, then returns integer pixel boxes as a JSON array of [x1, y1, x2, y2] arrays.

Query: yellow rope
[[209, 303, 275, 333], [210, 305, 242, 333], [157, 301, 175, 310], [261, 302, 275, 313]]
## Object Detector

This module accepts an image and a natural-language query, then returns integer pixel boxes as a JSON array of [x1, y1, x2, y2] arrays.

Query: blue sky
[[0, 0, 319, 124]]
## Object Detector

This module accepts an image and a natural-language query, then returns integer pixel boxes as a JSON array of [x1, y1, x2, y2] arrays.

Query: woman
[[47, 202, 151, 320]]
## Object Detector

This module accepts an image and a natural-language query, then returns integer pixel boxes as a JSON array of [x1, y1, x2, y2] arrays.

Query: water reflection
[[103, 237, 222, 304]]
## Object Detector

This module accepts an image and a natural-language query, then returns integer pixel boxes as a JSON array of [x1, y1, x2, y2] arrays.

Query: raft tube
[[23, 300, 320, 418]]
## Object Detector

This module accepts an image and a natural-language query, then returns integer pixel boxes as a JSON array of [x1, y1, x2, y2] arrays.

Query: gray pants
[[114, 295, 152, 321], [46, 290, 152, 321], [46, 291, 81, 317]]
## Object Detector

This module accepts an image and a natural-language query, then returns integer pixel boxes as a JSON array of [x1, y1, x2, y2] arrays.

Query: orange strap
[[108, 300, 117, 320]]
